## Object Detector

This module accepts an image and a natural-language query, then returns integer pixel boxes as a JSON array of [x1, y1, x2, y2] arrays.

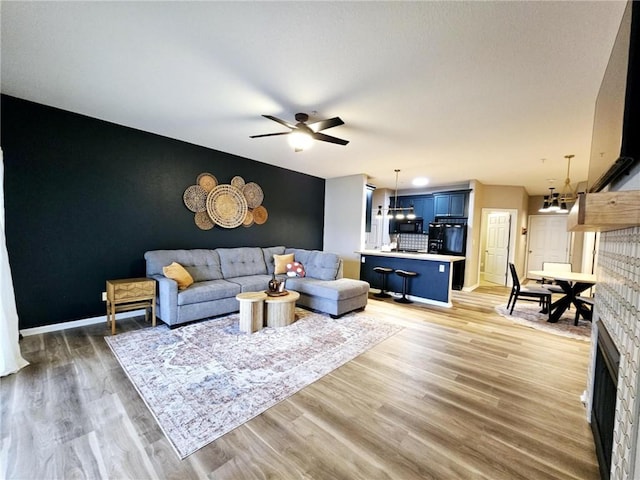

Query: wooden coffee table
[[236, 291, 268, 333], [265, 290, 300, 328]]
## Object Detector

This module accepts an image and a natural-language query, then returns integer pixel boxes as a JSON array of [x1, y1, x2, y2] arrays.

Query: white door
[[484, 212, 511, 285], [526, 215, 571, 275]]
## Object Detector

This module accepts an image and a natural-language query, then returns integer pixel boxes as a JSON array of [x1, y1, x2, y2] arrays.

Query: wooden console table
[[106, 277, 156, 335]]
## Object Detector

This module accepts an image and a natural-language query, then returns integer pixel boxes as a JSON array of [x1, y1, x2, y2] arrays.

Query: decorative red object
[[286, 261, 306, 277]]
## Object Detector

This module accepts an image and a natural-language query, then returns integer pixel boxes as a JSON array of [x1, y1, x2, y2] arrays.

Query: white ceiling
[[0, 1, 628, 195]]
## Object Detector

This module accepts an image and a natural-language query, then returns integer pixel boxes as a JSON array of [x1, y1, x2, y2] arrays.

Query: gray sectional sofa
[[144, 246, 370, 327]]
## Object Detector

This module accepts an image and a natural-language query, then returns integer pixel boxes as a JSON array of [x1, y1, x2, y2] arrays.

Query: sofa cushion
[[284, 277, 369, 300], [217, 247, 267, 278], [177, 279, 241, 306], [286, 249, 340, 281], [286, 261, 306, 277], [262, 246, 286, 274], [162, 262, 194, 290], [274, 253, 294, 274], [145, 249, 223, 281], [226, 275, 273, 293]]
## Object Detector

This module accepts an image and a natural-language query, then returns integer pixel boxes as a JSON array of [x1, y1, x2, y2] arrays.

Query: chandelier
[[376, 169, 416, 220], [539, 155, 576, 214]]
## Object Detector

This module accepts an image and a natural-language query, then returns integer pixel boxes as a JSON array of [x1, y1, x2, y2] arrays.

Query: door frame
[[478, 208, 518, 287]]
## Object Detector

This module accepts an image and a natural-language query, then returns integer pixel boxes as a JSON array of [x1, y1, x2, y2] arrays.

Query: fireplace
[[591, 321, 620, 480]]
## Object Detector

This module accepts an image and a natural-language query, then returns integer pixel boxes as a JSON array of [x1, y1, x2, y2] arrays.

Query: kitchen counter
[[357, 250, 465, 307], [357, 249, 465, 262]]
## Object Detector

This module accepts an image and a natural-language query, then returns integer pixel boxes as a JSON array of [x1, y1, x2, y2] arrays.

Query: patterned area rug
[[495, 302, 591, 341], [105, 308, 402, 459]]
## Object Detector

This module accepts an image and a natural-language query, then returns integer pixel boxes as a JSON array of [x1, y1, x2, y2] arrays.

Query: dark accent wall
[[1, 95, 326, 329]]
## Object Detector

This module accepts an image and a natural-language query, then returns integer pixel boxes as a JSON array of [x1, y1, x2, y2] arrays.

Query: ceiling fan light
[[557, 201, 569, 213], [288, 131, 313, 151]]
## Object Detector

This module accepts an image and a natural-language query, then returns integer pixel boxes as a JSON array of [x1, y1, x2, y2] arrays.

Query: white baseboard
[[20, 309, 145, 336]]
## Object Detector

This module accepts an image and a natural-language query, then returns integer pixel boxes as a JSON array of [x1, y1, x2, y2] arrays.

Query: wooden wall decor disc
[[206, 184, 248, 228], [194, 211, 215, 230], [197, 173, 218, 192], [252, 205, 268, 225], [242, 182, 264, 208], [230, 176, 245, 188], [242, 210, 254, 227], [183, 185, 208, 212]]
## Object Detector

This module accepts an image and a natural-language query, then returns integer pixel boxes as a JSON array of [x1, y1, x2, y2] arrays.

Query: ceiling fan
[[250, 113, 349, 152]]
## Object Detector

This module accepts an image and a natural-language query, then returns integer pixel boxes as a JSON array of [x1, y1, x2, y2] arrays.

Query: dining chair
[[540, 262, 572, 294], [574, 295, 595, 325], [507, 263, 552, 320]]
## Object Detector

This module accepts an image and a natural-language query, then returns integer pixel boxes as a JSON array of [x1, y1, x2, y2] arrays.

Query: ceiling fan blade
[[249, 132, 291, 138], [307, 116, 344, 133], [312, 132, 349, 146], [263, 115, 296, 130]]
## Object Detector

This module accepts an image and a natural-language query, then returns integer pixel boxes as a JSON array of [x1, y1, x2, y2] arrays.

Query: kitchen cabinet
[[365, 185, 374, 233], [397, 195, 428, 221], [434, 192, 467, 217], [423, 196, 434, 224]]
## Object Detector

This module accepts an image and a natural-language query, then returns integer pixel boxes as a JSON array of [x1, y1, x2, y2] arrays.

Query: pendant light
[[557, 154, 575, 213], [377, 169, 417, 219], [539, 187, 554, 212], [539, 155, 577, 214], [393, 169, 404, 220]]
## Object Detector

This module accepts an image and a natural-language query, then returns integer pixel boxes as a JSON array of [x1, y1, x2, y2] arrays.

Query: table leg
[[110, 303, 116, 335], [547, 280, 595, 323]]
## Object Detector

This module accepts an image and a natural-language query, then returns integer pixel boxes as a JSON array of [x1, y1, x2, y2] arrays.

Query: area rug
[[495, 303, 591, 341], [105, 308, 402, 459]]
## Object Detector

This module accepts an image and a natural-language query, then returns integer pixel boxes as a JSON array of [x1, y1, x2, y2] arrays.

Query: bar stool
[[372, 266, 393, 298], [395, 269, 418, 304]]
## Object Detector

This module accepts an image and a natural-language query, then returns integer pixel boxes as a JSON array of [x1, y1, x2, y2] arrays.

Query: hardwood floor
[[1, 286, 600, 479]]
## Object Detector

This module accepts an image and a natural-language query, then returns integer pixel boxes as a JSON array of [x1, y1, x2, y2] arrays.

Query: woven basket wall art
[[185, 173, 267, 229], [230, 176, 245, 189], [197, 173, 218, 192], [206, 184, 248, 229], [183, 185, 208, 213], [194, 211, 215, 230], [242, 210, 254, 227], [242, 182, 264, 209], [252, 205, 268, 225]]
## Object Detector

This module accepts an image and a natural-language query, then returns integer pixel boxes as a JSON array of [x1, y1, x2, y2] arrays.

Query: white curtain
[[0, 148, 28, 376]]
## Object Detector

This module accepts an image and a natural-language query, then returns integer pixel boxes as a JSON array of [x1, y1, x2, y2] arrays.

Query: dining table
[[528, 270, 597, 323]]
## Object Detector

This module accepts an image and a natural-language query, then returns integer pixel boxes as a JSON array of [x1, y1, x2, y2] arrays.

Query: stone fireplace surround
[[587, 225, 640, 479]]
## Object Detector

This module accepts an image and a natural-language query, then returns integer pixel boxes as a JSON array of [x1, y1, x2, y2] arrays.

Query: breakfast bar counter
[[357, 250, 465, 307]]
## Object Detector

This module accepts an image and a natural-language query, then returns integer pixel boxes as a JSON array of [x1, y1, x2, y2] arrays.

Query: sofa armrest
[[151, 274, 178, 325]]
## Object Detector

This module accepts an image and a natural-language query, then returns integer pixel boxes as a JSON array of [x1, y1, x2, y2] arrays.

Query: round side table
[[265, 291, 300, 328], [236, 291, 268, 333]]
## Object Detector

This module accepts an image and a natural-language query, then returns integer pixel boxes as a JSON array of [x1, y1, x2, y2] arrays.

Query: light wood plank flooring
[[1, 286, 599, 479]]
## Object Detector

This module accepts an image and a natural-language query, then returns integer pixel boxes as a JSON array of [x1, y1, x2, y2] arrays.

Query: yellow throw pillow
[[274, 253, 294, 274], [162, 262, 194, 290]]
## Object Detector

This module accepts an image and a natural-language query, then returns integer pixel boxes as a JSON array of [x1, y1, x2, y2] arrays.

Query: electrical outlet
[[439, 264, 445, 273], [101, 291, 107, 301]]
